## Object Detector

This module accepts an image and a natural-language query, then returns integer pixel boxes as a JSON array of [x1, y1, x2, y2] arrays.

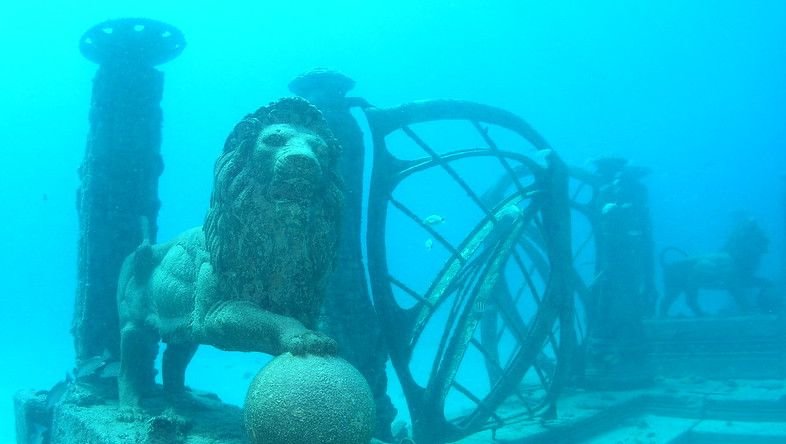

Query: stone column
[[780, 174, 786, 294], [72, 19, 184, 364], [289, 69, 396, 441], [583, 158, 655, 389]]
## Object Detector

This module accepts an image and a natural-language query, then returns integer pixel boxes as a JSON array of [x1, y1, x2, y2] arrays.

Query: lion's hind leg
[[659, 285, 680, 318], [162, 342, 198, 394], [118, 322, 159, 407], [685, 287, 704, 317]]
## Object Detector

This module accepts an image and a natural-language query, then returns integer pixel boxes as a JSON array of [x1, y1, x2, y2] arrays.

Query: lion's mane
[[203, 98, 342, 327]]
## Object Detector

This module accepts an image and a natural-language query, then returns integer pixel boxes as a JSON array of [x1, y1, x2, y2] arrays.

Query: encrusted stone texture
[[14, 389, 49, 444], [245, 354, 375, 444], [116, 97, 344, 406], [45, 382, 246, 444]]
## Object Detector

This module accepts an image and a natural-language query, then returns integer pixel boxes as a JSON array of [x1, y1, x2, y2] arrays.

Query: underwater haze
[[1, 1, 785, 442]]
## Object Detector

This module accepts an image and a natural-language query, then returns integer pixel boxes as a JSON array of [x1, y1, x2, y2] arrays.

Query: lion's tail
[[139, 216, 151, 245], [659, 246, 690, 268]]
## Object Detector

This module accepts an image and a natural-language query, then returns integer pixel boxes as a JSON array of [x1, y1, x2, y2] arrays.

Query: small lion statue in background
[[116, 97, 342, 406], [658, 217, 772, 317]]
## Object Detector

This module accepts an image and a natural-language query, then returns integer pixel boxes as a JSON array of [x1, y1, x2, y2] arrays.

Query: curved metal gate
[[362, 100, 574, 443]]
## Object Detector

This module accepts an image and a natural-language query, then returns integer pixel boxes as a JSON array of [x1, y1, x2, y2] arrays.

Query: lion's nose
[[270, 150, 322, 202], [274, 151, 321, 179]]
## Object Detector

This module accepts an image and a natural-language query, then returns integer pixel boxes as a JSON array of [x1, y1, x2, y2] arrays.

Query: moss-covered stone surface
[[245, 354, 375, 444]]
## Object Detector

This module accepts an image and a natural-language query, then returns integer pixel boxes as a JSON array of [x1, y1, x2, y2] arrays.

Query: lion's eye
[[307, 138, 328, 156], [262, 133, 287, 147]]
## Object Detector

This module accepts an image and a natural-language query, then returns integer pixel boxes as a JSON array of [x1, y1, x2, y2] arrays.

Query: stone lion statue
[[116, 97, 343, 406], [658, 217, 772, 317]]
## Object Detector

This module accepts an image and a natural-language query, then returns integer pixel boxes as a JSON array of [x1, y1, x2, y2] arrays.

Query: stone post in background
[[583, 158, 656, 389], [73, 19, 184, 365], [781, 174, 786, 300], [289, 69, 396, 441]]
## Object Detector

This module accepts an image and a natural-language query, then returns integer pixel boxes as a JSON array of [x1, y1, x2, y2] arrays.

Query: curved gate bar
[[365, 99, 552, 151], [481, 163, 604, 394], [566, 168, 602, 350]]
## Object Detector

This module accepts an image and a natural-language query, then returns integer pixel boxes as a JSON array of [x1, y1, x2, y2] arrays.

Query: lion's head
[[723, 217, 769, 277], [203, 97, 343, 327]]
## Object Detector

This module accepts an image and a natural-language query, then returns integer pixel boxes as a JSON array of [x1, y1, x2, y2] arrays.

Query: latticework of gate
[[363, 100, 575, 443]]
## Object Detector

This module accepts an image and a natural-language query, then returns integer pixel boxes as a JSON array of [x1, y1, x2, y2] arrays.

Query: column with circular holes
[[73, 18, 184, 365], [583, 158, 655, 389]]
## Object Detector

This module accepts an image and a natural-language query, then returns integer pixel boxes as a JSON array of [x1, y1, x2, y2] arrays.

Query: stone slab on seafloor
[[455, 378, 786, 443], [16, 381, 247, 444]]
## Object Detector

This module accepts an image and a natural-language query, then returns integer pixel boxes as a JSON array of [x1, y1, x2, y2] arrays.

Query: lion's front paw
[[281, 330, 337, 356]]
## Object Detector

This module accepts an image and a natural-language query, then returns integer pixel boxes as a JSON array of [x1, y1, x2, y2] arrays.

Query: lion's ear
[[236, 138, 256, 157], [224, 117, 261, 154]]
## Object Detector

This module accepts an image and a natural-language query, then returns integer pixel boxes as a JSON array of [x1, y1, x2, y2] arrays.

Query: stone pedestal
[[16, 381, 246, 444], [14, 389, 49, 444]]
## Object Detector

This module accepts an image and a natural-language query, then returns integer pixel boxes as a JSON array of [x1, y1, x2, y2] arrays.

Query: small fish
[[99, 361, 121, 378], [497, 204, 523, 220], [46, 374, 72, 409], [535, 149, 554, 161], [601, 203, 618, 215], [424, 238, 434, 251], [75, 355, 107, 379], [423, 214, 445, 226], [525, 189, 545, 198], [75, 351, 120, 380]]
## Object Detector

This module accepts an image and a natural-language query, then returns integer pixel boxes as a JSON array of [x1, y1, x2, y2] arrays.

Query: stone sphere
[[244, 353, 375, 444]]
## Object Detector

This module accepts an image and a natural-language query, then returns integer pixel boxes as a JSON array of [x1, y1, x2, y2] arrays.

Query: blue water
[[1, 1, 785, 442]]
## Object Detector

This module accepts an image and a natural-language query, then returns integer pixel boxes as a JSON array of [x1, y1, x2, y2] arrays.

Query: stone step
[[580, 415, 694, 444], [581, 417, 786, 444], [456, 379, 786, 443], [643, 316, 786, 379], [673, 420, 786, 444]]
